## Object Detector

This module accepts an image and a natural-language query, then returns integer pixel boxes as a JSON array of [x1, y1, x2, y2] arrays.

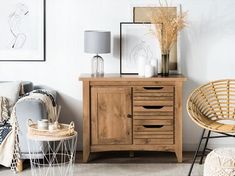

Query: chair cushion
[[0, 82, 21, 112]]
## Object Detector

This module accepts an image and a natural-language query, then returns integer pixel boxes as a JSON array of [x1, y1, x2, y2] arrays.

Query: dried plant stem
[[150, 1, 187, 54]]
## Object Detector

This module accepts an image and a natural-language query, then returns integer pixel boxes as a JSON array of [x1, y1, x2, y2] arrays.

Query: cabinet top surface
[[79, 74, 187, 82]]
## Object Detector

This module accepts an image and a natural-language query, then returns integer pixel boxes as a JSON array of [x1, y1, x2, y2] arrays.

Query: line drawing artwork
[[129, 40, 153, 65], [121, 23, 162, 74], [125, 25, 155, 69], [8, 3, 29, 49]]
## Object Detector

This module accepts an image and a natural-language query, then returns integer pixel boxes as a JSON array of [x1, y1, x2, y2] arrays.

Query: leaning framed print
[[133, 7, 178, 71], [0, 0, 46, 61], [120, 22, 161, 75]]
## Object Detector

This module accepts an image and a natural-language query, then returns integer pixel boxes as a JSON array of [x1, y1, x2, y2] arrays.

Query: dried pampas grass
[[150, 1, 187, 54]]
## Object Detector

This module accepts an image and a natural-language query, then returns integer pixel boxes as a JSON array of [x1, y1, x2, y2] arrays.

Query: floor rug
[[0, 163, 203, 176]]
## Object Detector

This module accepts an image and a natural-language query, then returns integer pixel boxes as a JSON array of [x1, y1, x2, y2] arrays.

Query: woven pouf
[[204, 148, 235, 176]]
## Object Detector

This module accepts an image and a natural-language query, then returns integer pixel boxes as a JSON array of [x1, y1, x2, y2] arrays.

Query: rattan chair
[[187, 79, 235, 176]]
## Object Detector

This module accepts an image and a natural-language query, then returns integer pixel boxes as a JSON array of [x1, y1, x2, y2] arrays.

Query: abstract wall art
[[0, 0, 46, 61]]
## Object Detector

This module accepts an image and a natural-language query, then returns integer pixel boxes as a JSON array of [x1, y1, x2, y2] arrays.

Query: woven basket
[[28, 119, 75, 138]]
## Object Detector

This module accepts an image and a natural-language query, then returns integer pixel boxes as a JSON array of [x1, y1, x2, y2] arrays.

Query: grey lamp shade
[[84, 31, 111, 54]]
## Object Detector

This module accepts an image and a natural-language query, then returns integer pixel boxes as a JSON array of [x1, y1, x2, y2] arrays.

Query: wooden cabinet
[[80, 74, 186, 163]]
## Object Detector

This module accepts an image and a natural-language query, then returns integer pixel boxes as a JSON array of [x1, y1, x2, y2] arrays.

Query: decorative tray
[[27, 119, 75, 138]]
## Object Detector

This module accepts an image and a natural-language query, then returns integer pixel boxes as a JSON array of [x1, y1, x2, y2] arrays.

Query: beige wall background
[[0, 0, 235, 150]]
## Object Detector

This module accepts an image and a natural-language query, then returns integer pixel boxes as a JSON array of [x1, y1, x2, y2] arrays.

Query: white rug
[[0, 163, 203, 176]]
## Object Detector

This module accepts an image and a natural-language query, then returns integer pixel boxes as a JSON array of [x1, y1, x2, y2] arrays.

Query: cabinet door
[[91, 87, 132, 145]]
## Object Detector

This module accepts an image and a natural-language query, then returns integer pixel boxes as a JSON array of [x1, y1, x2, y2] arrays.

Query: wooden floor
[[76, 151, 197, 164]]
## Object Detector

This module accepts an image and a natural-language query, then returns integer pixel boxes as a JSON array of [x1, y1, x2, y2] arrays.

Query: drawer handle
[[143, 87, 163, 90], [143, 125, 164, 128], [143, 106, 164, 109]]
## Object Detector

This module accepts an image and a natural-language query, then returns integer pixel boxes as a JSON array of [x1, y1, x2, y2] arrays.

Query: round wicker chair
[[187, 79, 235, 176], [187, 79, 235, 133]]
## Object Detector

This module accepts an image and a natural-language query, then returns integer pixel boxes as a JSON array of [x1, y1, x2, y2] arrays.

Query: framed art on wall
[[133, 7, 178, 71], [120, 22, 161, 75], [0, 0, 46, 61]]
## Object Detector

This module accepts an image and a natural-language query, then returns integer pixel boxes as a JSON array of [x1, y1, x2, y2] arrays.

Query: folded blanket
[[0, 97, 9, 122], [0, 97, 14, 168], [0, 82, 20, 171], [20, 89, 57, 122]]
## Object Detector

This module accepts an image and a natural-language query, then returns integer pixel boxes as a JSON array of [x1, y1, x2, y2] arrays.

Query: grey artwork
[[9, 3, 29, 49]]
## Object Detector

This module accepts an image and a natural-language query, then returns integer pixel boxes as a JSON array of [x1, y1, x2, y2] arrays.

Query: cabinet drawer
[[133, 86, 174, 101], [134, 105, 173, 113], [134, 115, 173, 120], [134, 92, 174, 98], [134, 131, 173, 135], [134, 119, 173, 126], [134, 125, 173, 132], [133, 86, 174, 93], [134, 100, 173, 106], [134, 119, 174, 145], [134, 119, 173, 132], [134, 96, 174, 101], [134, 111, 174, 116]]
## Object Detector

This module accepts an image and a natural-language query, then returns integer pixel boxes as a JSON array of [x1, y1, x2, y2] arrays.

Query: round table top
[[27, 131, 77, 141]]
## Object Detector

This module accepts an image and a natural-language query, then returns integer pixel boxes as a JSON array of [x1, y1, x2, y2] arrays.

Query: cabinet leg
[[16, 159, 23, 172], [83, 151, 90, 163], [175, 151, 183, 163]]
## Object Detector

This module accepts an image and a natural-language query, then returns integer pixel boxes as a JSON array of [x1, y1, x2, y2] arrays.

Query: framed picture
[[120, 22, 161, 75], [133, 7, 178, 71], [0, 0, 46, 61]]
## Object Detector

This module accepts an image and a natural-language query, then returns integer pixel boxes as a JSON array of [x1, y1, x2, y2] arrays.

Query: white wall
[[0, 0, 235, 151]]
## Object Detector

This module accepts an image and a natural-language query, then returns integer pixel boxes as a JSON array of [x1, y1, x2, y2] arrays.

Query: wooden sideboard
[[79, 74, 186, 162]]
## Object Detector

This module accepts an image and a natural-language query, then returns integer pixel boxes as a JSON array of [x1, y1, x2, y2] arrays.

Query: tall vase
[[161, 53, 169, 76]]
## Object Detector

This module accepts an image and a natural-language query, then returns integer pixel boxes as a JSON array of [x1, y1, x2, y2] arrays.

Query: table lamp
[[84, 30, 111, 77]]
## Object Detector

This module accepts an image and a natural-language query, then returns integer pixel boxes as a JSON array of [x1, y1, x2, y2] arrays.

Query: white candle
[[150, 59, 158, 76], [144, 65, 154, 78], [137, 56, 146, 77]]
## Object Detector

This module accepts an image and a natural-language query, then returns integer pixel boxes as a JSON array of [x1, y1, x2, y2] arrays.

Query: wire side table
[[27, 132, 77, 176]]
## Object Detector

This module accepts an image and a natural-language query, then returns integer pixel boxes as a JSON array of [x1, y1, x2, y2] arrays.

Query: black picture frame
[[0, 0, 46, 62], [120, 22, 162, 75]]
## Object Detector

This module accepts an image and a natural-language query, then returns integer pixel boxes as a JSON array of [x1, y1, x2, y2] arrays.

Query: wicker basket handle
[[69, 121, 75, 129], [28, 119, 34, 126]]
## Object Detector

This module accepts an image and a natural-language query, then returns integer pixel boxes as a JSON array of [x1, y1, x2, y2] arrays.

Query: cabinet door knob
[[127, 114, 132, 118]]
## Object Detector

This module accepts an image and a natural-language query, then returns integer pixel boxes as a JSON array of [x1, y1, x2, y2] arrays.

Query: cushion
[[0, 82, 21, 112]]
